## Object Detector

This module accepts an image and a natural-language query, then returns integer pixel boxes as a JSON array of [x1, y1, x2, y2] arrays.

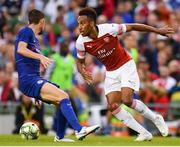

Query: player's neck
[[29, 24, 39, 36], [89, 26, 98, 40]]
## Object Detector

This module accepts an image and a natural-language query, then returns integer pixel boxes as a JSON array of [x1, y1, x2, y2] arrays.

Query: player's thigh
[[104, 75, 121, 96], [121, 60, 140, 89], [120, 60, 139, 105], [40, 82, 68, 104], [106, 91, 122, 104]]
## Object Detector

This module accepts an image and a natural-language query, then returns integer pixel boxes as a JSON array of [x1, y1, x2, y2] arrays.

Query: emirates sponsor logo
[[97, 48, 115, 59]]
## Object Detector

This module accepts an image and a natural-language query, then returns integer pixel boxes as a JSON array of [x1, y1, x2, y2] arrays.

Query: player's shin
[[112, 106, 149, 134], [56, 109, 68, 139], [59, 98, 82, 132], [131, 99, 168, 137], [131, 99, 156, 121]]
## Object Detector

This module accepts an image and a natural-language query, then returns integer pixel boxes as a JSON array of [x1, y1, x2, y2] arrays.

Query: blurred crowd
[[0, 0, 180, 136]]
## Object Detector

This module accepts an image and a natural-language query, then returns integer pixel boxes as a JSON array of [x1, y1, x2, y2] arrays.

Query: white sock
[[131, 99, 156, 121], [112, 107, 148, 134]]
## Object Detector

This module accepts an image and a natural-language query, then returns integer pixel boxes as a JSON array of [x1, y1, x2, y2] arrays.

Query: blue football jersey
[[14, 26, 41, 78]]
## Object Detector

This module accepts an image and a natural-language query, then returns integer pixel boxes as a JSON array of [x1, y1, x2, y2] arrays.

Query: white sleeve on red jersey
[[104, 23, 127, 37], [76, 35, 86, 59]]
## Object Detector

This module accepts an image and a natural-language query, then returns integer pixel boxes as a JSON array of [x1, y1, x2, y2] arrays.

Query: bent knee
[[52, 93, 69, 105], [108, 103, 120, 112], [122, 99, 133, 107], [54, 97, 69, 105]]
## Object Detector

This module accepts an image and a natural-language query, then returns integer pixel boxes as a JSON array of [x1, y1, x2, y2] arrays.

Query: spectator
[[169, 82, 180, 119], [12, 95, 48, 134], [0, 67, 17, 102], [168, 60, 180, 82], [152, 66, 177, 118], [0, 10, 6, 38], [45, 41, 75, 90], [123, 33, 139, 63], [135, 0, 149, 23]]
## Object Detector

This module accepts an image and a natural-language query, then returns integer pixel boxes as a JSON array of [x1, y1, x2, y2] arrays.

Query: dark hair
[[28, 9, 44, 24], [79, 7, 97, 23]]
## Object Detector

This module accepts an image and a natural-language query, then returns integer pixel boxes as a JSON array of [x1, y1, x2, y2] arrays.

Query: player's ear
[[41, 18, 45, 24], [90, 20, 94, 27], [39, 18, 44, 25]]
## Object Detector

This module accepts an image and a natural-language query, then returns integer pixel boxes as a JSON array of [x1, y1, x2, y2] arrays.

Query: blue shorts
[[19, 76, 59, 101]]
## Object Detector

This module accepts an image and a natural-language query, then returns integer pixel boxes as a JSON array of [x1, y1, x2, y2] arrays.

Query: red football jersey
[[76, 23, 131, 71]]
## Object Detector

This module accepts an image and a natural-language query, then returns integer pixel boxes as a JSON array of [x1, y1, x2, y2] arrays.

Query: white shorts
[[104, 60, 140, 95]]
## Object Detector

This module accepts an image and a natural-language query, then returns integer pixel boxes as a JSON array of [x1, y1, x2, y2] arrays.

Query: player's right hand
[[40, 55, 53, 69], [81, 65, 93, 85]]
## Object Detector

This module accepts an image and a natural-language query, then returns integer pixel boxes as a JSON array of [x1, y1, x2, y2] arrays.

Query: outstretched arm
[[125, 24, 174, 37]]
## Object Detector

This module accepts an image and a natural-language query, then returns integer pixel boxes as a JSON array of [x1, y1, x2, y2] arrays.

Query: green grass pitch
[[0, 135, 180, 146]]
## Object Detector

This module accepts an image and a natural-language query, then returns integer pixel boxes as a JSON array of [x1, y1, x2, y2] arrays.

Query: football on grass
[[19, 122, 40, 140]]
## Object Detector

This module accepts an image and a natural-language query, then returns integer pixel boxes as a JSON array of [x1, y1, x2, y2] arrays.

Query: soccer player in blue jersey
[[14, 9, 100, 142]]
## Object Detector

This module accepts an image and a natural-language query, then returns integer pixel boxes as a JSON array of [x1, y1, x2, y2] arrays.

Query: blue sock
[[60, 99, 82, 132], [56, 109, 67, 139]]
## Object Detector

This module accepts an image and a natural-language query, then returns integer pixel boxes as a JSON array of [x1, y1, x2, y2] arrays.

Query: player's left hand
[[158, 25, 175, 38], [40, 55, 53, 69], [34, 99, 42, 109]]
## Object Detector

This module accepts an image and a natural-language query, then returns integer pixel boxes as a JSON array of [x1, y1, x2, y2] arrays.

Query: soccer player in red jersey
[[76, 7, 174, 141]]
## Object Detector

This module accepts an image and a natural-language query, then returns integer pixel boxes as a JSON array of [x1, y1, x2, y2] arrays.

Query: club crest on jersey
[[86, 44, 92, 48], [104, 37, 109, 43], [37, 80, 43, 84], [31, 45, 40, 53]]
